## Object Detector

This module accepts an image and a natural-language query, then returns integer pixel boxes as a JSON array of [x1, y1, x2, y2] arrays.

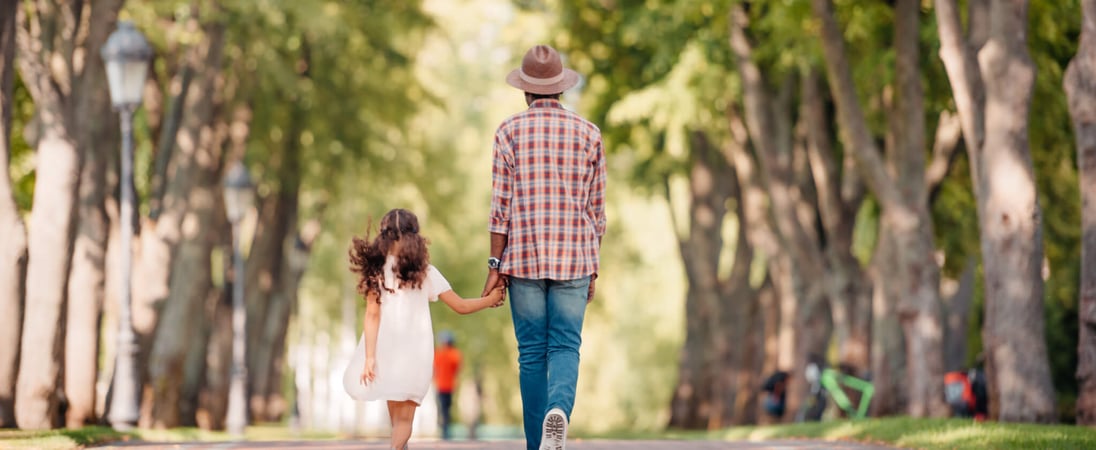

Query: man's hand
[[487, 286, 506, 308], [587, 276, 596, 304], [360, 357, 376, 385], [483, 270, 508, 301]]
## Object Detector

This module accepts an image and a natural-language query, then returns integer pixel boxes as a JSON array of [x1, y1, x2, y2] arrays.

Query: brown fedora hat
[[506, 45, 580, 95]]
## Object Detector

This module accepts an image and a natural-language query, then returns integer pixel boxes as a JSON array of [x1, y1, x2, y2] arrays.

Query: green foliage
[[9, 74, 35, 214], [551, 0, 731, 149], [931, 150, 979, 277]]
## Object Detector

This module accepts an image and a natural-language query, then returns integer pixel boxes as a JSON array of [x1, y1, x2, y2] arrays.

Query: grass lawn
[[5, 418, 1096, 449], [0, 426, 130, 449], [0, 425, 336, 449], [648, 417, 1096, 449]]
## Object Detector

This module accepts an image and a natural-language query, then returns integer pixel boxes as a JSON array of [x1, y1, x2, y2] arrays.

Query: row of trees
[[551, 0, 1093, 426], [1, 0, 1093, 433], [0, 0, 433, 430]]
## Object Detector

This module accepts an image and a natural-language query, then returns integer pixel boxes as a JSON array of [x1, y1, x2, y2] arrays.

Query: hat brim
[[506, 68, 581, 95]]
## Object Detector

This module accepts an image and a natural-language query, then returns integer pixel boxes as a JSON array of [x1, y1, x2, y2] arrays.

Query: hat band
[[519, 69, 565, 86]]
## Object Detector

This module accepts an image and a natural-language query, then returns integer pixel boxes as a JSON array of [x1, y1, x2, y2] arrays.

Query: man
[[433, 331, 462, 440], [483, 44, 606, 450]]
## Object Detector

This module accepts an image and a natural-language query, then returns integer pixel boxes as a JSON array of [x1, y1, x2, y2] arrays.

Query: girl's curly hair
[[348, 208, 430, 300]]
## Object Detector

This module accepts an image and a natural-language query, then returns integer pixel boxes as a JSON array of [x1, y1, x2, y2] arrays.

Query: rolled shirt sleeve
[[489, 128, 513, 235], [588, 134, 607, 237]]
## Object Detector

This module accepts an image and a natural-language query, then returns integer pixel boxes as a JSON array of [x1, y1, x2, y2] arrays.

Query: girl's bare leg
[[387, 400, 417, 449]]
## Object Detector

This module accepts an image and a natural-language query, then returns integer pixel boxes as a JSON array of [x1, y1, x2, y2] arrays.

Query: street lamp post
[[223, 163, 254, 437], [101, 21, 152, 431]]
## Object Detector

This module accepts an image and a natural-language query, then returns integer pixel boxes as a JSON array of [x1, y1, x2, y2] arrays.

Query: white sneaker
[[539, 407, 568, 450]]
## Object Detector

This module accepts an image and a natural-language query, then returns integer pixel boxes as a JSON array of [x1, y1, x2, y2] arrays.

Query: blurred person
[[433, 331, 461, 440], [482, 44, 606, 450], [761, 371, 789, 418], [343, 208, 504, 450]]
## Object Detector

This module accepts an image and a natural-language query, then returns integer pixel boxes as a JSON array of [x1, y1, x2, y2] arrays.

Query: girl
[[343, 208, 503, 449]]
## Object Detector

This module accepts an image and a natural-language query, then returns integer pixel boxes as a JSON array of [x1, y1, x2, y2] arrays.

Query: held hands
[[483, 270, 508, 308], [360, 357, 376, 386], [486, 285, 506, 308]]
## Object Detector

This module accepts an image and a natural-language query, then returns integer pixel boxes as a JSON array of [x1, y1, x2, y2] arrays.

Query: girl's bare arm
[[363, 290, 381, 361], [438, 287, 504, 315]]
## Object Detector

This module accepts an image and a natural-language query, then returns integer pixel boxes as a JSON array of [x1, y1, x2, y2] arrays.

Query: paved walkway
[[97, 438, 903, 449]]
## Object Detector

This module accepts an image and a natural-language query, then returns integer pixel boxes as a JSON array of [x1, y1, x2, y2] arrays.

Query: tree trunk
[[64, 2, 121, 426], [1066, 0, 1096, 426], [976, 0, 1057, 423], [258, 267, 294, 422], [197, 126, 237, 431], [943, 257, 977, 372], [870, 224, 907, 416], [732, 278, 769, 425], [256, 238, 307, 422], [769, 253, 800, 422], [813, 0, 947, 417], [247, 40, 310, 421], [145, 19, 226, 428], [13, 0, 117, 428], [722, 108, 785, 424], [731, 11, 865, 419], [0, 0, 26, 428], [716, 162, 761, 427], [15, 98, 79, 431], [259, 220, 320, 422], [132, 10, 218, 420], [888, 0, 948, 417], [179, 283, 223, 428], [246, 104, 300, 422], [149, 66, 194, 220], [801, 71, 871, 373], [936, 0, 1057, 422], [199, 286, 232, 430], [667, 132, 735, 429], [758, 278, 781, 424], [708, 146, 756, 428], [668, 277, 713, 429], [245, 193, 294, 421]]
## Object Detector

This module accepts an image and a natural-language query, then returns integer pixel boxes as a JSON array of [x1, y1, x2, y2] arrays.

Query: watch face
[[488, 257, 501, 269]]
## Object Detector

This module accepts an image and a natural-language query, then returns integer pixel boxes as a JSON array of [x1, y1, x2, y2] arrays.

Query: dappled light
[[0, 0, 1092, 448]]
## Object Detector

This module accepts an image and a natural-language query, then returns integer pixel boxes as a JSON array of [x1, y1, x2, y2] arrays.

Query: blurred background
[[0, 0, 1091, 439]]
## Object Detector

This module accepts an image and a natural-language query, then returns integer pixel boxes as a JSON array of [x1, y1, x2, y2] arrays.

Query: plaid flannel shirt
[[489, 99, 606, 280]]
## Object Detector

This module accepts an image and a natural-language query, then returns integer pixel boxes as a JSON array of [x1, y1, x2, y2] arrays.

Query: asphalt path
[[95, 438, 905, 449]]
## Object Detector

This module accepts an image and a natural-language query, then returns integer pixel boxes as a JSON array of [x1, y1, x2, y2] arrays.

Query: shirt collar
[[529, 98, 564, 109]]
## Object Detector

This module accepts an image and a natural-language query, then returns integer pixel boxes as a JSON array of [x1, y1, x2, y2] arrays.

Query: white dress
[[343, 258, 451, 405]]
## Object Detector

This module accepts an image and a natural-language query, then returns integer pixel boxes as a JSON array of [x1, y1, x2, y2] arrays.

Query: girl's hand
[[360, 357, 376, 385], [488, 286, 505, 308]]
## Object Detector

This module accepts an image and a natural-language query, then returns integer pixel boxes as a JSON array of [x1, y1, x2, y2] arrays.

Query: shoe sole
[[542, 412, 566, 450]]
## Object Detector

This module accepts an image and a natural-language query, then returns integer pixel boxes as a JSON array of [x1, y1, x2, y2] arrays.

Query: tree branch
[[925, 110, 963, 191], [802, 70, 846, 238], [934, 0, 986, 182], [730, 4, 827, 276], [811, 0, 904, 211]]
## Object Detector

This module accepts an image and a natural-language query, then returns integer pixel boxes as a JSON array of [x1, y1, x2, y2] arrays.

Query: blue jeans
[[508, 276, 590, 450]]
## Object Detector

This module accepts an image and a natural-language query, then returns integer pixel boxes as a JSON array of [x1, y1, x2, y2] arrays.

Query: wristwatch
[[487, 257, 501, 270]]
